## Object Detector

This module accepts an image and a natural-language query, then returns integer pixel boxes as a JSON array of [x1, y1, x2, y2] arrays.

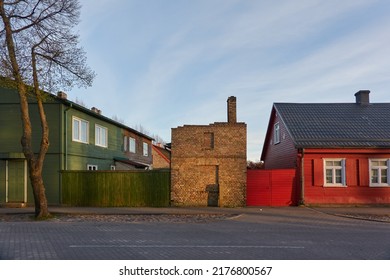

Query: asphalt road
[[0, 207, 389, 260]]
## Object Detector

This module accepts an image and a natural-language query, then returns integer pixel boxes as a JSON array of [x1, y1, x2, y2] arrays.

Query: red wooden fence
[[247, 169, 298, 206]]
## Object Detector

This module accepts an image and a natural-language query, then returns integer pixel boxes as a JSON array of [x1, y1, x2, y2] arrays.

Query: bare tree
[[133, 124, 166, 144], [133, 124, 151, 136], [0, 0, 95, 218], [74, 96, 87, 107], [151, 134, 166, 145], [112, 114, 125, 125]]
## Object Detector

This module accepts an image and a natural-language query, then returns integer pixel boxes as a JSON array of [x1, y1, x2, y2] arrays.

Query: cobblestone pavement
[[0, 213, 238, 223], [1, 206, 389, 223]]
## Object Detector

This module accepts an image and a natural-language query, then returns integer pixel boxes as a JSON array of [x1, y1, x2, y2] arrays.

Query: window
[[87, 164, 98, 171], [72, 117, 89, 143], [370, 159, 389, 187], [123, 136, 128, 151], [95, 125, 108, 147], [143, 142, 149, 157], [274, 123, 280, 144], [324, 159, 346, 187], [129, 137, 136, 153], [110, 165, 116, 170]]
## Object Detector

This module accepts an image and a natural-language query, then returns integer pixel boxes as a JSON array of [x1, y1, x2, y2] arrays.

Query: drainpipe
[[59, 104, 72, 205], [64, 104, 72, 170], [298, 148, 305, 205]]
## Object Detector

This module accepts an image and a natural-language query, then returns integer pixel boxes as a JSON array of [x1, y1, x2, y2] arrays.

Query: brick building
[[171, 97, 247, 207], [152, 143, 171, 169]]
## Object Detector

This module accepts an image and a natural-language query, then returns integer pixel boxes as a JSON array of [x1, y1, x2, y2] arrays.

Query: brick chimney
[[355, 90, 370, 105], [91, 107, 102, 114], [227, 96, 237, 123], [57, 91, 67, 99]]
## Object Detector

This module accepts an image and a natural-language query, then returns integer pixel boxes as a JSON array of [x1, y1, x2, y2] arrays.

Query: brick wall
[[171, 122, 247, 207], [152, 145, 170, 169]]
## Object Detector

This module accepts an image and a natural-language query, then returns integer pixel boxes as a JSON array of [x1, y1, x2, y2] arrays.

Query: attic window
[[274, 123, 280, 144]]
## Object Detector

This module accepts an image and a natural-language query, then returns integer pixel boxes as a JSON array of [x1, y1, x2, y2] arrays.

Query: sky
[[68, 0, 390, 161]]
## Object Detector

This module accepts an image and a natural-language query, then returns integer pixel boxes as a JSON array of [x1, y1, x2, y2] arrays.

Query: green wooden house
[[0, 82, 153, 206]]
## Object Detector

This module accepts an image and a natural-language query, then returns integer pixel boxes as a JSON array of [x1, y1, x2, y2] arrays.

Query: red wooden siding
[[303, 149, 390, 204], [247, 169, 297, 206], [247, 170, 271, 206], [262, 110, 298, 169]]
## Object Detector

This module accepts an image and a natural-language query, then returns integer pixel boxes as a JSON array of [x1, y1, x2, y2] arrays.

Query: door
[[6, 160, 27, 203], [204, 165, 219, 207]]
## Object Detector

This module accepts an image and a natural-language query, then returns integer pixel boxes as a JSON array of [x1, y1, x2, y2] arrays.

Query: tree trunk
[[29, 162, 50, 218], [18, 84, 50, 218], [1, 1, 50, 218], [32, 51, 50, 218]]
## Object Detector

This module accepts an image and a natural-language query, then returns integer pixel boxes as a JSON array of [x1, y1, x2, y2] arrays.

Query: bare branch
[[0, 0, 94, 218]]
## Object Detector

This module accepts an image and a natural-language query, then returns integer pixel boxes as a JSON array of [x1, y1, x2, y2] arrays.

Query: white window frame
[[72, 117, 89, 144], [95, 124, 108, 148], [369, 159, 390, 187], [129, 137, 136, 153], [274, 122, 280, 144], [87, 164, 98, 171], [123, 136, 128, 151], [143, 142, 149, 157], [323, 158, 346, 187]]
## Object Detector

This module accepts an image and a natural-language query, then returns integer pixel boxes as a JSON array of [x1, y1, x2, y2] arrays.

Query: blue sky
[[69, 0, 390, 161]]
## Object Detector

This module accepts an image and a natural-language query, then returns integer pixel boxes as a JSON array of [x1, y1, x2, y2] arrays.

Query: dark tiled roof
[[274, 102, 390, 148]]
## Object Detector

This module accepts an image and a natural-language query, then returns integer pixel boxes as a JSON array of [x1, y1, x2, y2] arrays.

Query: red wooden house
[[260, 90, 390, 205]]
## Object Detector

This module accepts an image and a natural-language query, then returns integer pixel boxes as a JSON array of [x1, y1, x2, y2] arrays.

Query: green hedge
[[61, 170, 170, 207]]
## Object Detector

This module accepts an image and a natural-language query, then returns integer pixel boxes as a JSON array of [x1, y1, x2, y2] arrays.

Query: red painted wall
[[303, 148, 390, 204], [247, 169, 297, 206], [261, 107, 390, 205]]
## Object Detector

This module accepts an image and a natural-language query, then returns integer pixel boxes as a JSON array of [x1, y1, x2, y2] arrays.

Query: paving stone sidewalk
[[0, 205, 389, 223]]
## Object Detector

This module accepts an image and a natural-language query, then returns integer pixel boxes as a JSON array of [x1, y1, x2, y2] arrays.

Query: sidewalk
[[0, 206, 256, 216], [0, 205, 389, 221], [310, 206, 390, 222]]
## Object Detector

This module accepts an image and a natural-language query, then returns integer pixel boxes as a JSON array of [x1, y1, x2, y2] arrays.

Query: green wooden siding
[[1, 84, 154, 206], [61, 170, 170, 207], [0, 87, 62, 154], [65, 109, 128, 170], [0, 160, 6, 203], [0, 87, 61, 204]]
